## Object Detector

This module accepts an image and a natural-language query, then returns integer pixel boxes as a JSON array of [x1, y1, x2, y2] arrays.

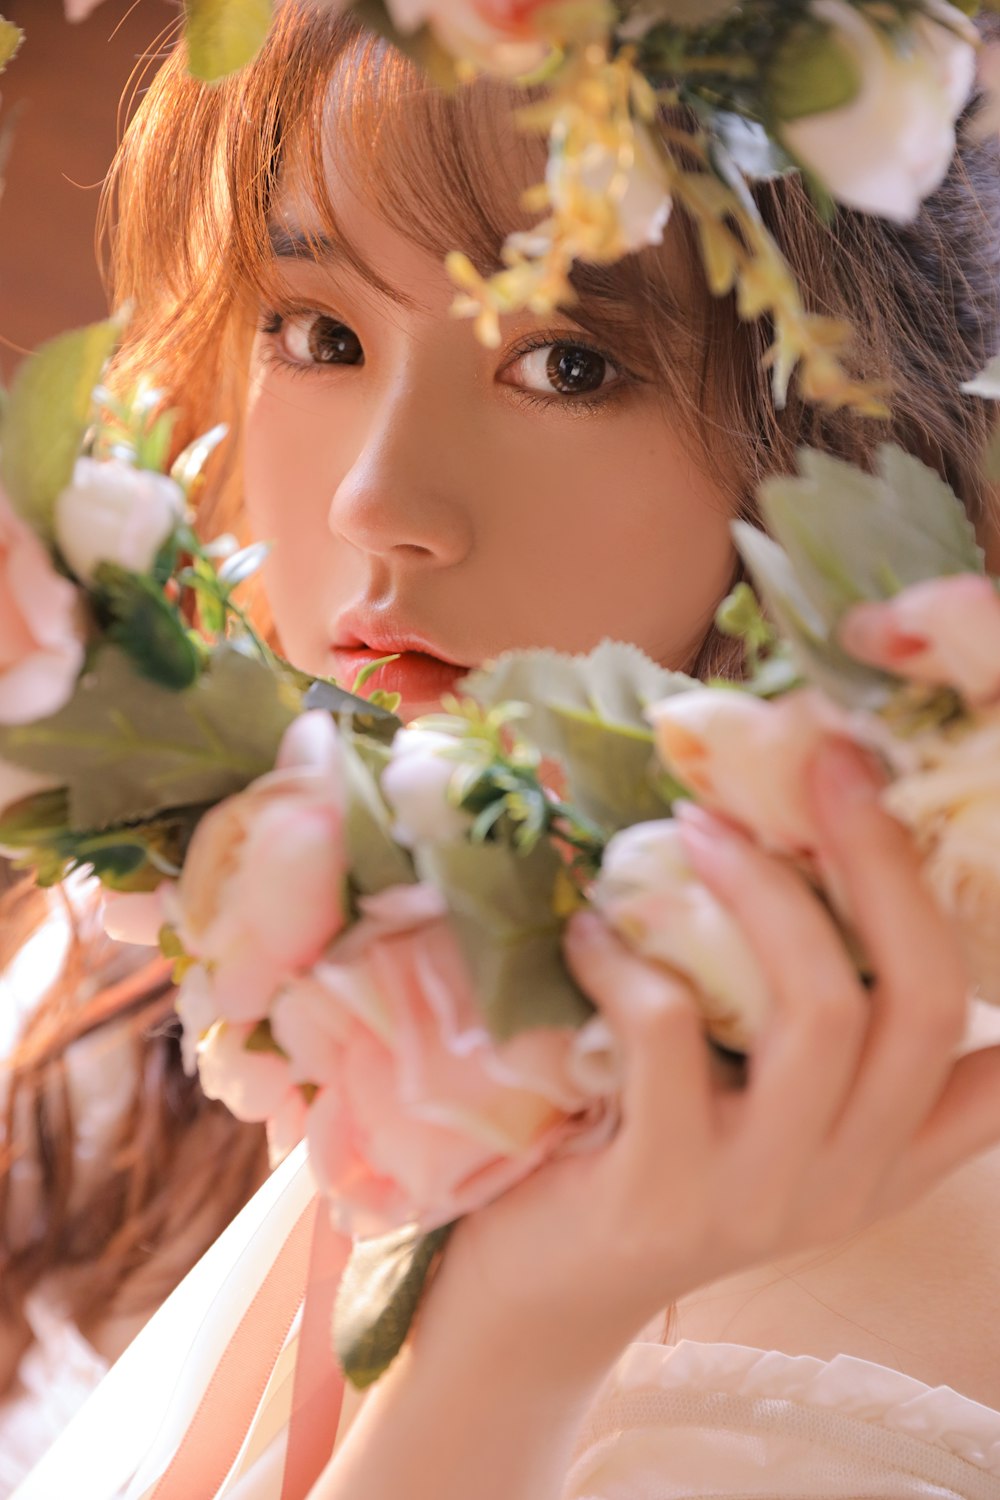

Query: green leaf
[[463, 642, 692, 834], [710, 112, 794, 180], [303, 678, 402, 744], [768, 19, 860, 124], [416, 837, 594, 1041], [340, 729, 416, 898], [334, 1224, 452, 1390], [93, 563, 202, 691], [757, 445, 984, 617], [0, 17, 24, 74], [0, 317, 121, 536], [350, 0, 461, 87], [0, 644, 301, 830], [734, 522, 895, 709], [183, 0, 273, 82]]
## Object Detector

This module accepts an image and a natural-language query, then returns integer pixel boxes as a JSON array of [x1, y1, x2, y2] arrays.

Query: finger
[[564, 911, 714, 1190], [677, 807, 868, 1192], [808, 740, 969, 1173], [882, 1044, 1000, 1209]]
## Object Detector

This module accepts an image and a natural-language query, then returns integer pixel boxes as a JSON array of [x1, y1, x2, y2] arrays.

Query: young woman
[[13, 4, 1000, 1496]]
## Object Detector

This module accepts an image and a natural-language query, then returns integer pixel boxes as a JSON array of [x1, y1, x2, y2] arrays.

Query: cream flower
[[54, 457, 184, 585], [779, 0, 976, 223]]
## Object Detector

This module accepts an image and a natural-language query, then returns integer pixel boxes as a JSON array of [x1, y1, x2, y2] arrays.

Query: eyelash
[[256, 307, 637, 411]]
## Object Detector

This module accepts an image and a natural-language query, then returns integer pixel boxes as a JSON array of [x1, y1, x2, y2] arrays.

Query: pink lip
[[330, 611, 470, 708], [330, 646, 466, 705]]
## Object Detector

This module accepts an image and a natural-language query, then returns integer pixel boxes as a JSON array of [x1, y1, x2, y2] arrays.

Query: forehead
[[269, 50, 546, 297]]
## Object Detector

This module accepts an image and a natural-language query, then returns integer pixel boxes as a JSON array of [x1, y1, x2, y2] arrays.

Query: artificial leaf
[[303, 677, 402, 744], [734, 522, 894, 709], [961, 354, 1000, 399], [463, 641, 692, 833], [416, 837, 594, 1040], [710, 112, 794, 180], [334, 1224, 452, 1390], [169, 421, 228, 492], [0, 645, 301, 830], [0, 317, 120, 536], [340, 729, 416, 898], [217, 539, 271, 588], [350, 0, 460, 87], [767, 20, 860, 123], [183, 0, 273, 82], [0, 17, 23, 73], [93, 563, 202, 690], [757, 445, 984, 629]]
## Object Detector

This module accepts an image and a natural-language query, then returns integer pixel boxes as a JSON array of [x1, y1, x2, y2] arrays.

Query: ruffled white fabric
[[0, 1293, 109, 1498], [15, 1131, 1000, 1500], [566, 1338, 1000, 1499]]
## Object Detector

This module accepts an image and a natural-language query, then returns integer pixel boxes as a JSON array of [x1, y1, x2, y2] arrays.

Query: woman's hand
[[319, 738, 1000, 1500], [431, 739, 1000, 1378]]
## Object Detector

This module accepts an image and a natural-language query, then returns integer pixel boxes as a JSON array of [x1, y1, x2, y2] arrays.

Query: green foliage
[[735, 444, 985, 708], [93, 563, 202, 691], [0, 788, 196, 891], [334, 1224, 453, 1390], [464, 641, 692, 834], [416, 837, 594, 1041], [0, 644, 301, 831], [183, 0, 273, 82], [0, 317, 120, 537], [767, 17, 860, 123]]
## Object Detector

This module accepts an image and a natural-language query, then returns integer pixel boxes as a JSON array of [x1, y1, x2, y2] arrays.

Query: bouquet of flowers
[[2, 306, 999, 1385]]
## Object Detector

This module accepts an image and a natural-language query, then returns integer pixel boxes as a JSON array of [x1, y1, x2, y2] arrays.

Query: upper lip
[[331, 607, 468, 667]]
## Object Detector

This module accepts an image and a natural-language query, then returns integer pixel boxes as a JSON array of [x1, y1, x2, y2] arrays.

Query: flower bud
[[381, 728, 472, 847], [54, 457, 184, 585]]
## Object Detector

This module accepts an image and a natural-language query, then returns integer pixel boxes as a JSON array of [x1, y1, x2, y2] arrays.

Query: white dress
[[12, 1140, 1000, 1500]]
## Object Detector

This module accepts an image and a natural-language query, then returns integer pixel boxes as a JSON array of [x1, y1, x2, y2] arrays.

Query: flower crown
[[10, 0, 996, 414]]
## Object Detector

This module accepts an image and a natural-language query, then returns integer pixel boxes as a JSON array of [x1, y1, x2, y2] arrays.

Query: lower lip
[[330, 648, 467, 707]]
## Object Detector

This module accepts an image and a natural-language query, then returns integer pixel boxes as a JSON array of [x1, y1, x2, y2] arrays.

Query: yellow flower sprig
[[448, 36, 663, 348], [447, 16, 888, 417]]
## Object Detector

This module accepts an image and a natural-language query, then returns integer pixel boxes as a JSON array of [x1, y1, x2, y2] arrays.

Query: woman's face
[[243, 113, 736, 717]]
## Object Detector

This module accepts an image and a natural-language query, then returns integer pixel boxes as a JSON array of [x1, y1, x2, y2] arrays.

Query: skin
[[238, 104, 1000, 1500]]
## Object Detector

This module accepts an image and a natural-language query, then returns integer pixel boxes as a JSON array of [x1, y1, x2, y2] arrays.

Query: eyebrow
[[266, 223, 345, 263]]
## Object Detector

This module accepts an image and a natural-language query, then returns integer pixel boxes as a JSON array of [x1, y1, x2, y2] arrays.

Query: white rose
[[594, 820, 772, 1050], [886, 707, 1000, 1005], [779, 0, 976, 224], [54, 457, 184, 585], [381, 728, 473, 847]]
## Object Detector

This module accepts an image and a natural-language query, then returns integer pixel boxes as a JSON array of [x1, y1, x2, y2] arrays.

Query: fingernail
[[812, 740, 883, 806]]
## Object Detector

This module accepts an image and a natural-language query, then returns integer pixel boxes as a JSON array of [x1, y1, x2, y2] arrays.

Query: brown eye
[[545, 345, 608, 395], [281, 313, 364, 367], [507, 341, 618, 399]]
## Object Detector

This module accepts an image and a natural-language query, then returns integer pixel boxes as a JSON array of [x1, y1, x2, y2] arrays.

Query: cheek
[[242, 370, 356, 668], [480, 408, 736, 665]]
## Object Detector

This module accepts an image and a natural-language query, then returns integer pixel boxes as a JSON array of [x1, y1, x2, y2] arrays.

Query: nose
[[328, 379, 475, 570]]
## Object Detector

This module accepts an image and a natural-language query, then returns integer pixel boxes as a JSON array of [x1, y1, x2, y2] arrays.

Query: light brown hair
[[3, 2, 1000, 1348]]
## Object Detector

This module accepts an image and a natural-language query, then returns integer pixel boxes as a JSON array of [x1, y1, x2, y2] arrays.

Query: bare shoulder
[[674, 1010, 1000, 1409]]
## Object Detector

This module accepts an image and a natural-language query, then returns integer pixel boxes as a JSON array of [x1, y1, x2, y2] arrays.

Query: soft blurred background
[[0, 0, 168, 382]]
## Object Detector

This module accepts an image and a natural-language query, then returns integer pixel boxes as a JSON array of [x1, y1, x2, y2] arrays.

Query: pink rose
[[838, 576, 1000, 707], [102, 885, 171, 947], [648, 688, 847, 857], [385, 0, 555, 73], [0, 485, 84, 725], [170, 711, 349, 1023], [272, 883, 616, 1236]]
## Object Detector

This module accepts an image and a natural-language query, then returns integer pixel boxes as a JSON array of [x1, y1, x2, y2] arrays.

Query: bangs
[[219, 4, 692, 374]]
